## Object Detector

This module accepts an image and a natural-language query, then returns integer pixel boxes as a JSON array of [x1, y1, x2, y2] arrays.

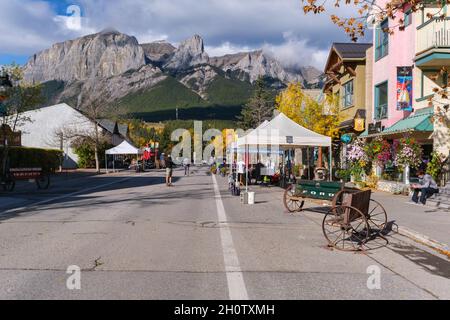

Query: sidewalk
[[371, 191, 450, 250]]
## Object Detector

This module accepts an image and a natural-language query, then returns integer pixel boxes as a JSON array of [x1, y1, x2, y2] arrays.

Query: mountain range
[[23, 29, 324, 121]]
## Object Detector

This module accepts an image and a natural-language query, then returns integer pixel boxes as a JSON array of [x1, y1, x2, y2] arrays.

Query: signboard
[[397, 66, 413, 111], [286, 136, 293, 144], [368, 122, 383, 135]]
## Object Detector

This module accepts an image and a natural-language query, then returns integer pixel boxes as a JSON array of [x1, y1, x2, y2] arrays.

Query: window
[[404, 9, 412, 27], [341, 80, 354, 109], [375, 19, 389, 60], [375, 82, 388, 120]]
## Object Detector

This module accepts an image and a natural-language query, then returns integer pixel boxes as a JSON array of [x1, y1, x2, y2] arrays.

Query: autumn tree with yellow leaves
[[276, 82, 341, 167], [276, 83, 341, 139]]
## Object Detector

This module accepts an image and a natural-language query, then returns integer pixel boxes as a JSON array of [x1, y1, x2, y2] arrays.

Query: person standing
[[411, 170, 440, 205], [183, 157, 190, 176], [166, 155, 174, 187]]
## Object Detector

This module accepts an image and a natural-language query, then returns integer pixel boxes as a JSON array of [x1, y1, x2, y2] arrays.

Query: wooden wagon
[[1, 168, 50, 192], [283, 181, 388, 251]]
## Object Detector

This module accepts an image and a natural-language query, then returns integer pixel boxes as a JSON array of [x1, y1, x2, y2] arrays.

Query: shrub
[[0, 147, 62, 173], [72, 139, 113, 169], [427, 152, 445, 181]]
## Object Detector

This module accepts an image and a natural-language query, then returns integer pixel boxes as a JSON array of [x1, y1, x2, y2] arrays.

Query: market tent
[[105, 140, 143, 173], [106, 140, 142, 155], [237, 112, 333, 183], [237, 113, 331, 148]]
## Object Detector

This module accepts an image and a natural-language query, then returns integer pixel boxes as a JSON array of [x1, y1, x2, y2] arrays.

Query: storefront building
[[323, 42, 373, 167], [363, 1, 450, 187]]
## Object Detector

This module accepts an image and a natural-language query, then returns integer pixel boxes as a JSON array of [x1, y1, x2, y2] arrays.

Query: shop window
[[375, 82, 388, 120]]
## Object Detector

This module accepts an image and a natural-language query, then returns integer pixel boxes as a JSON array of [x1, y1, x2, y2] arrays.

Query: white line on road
[[211, 174, 249, 300], [2, 175, 137, 215]]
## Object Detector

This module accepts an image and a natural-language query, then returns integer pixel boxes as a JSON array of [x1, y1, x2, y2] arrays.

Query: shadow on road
[[0, 172, 214, 222]]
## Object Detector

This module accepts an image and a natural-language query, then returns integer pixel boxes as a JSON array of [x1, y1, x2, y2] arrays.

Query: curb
[[397, 226, 450, 257]]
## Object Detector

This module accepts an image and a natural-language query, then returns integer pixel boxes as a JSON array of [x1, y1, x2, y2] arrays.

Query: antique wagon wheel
[[36, 174, 50, 190], [331, 190, 346, 207], [2, 173, 15, 192], [283, 184, 305, 213], [322, 205, 370, 251], [367, 199, 388, 232]]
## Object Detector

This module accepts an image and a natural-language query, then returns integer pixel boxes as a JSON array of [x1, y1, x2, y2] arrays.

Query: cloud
[[0, 0, 367, 67], [263, 32, 330, 71], [205, 42, 253, 57]]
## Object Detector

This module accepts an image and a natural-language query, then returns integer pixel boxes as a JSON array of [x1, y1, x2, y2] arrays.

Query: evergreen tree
[[238, 77, 274, 129]]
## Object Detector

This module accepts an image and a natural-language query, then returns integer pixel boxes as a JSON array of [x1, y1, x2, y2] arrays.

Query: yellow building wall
[[365, 47, 374, 130], [330, 63, 367, 124]]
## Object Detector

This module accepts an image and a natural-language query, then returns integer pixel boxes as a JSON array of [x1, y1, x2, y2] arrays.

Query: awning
[[360, 107, 434, 138]]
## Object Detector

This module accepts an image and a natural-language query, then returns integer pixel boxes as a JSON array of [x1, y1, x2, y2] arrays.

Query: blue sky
[[0, 0, 366, 70]]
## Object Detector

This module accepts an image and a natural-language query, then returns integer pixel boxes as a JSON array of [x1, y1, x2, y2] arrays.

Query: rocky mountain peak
[[141, 41, 176, 64], [163, 35, 209, 70], [23, 30, 146, 83]]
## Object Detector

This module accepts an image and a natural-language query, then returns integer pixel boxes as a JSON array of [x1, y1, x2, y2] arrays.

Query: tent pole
[[307, 147, 310, 180], [329, 145, 333, 181], [246, 145, 249, 192]]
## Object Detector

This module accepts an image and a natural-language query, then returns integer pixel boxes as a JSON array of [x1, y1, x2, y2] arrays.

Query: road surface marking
[[2, 175, 136, 215], [212, 174, 249, 300]]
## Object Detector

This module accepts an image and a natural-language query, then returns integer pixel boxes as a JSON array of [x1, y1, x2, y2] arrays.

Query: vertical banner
[[397, 66, 413, 111]]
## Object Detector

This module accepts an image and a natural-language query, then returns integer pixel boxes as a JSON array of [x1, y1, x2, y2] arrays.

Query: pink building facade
[[371, 2, 419, 128]]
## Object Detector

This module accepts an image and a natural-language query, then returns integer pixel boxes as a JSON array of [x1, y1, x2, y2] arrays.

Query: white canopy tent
[[236, 113, 333, 185], [105, 140, 143, 173], [237, 113, 331, 148]]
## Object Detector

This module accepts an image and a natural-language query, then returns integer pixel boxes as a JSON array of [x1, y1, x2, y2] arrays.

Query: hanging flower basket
[[393, 135, 423, 170], [366, 137, 392, 167]]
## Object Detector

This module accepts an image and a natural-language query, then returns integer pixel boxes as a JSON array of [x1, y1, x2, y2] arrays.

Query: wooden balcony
[[416, 18, 450, 67]]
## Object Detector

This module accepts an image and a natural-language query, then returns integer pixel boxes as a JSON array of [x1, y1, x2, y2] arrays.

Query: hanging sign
[[341, 134, 353, 144], [354, 118, 365, 132], [397, 66, 413, 111]]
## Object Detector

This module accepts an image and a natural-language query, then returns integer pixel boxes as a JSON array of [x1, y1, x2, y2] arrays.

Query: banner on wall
[[397, 66, 413, 111]]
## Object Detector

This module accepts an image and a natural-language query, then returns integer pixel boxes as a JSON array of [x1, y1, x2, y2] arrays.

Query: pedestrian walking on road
[[166, 155, 174, 187], [183, 157, 190, 176], [411, 170, 439, 205]]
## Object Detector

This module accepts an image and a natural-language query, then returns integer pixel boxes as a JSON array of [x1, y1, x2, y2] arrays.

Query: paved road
[[0, 167, 449, 300]]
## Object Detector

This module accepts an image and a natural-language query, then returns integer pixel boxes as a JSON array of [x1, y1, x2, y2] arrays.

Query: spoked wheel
[[367, 199, 388, 232], [36, 174, 50, 190], [283, 184, 305, 213], [322, 205, 370, 251], [2, 174, 15, 192]]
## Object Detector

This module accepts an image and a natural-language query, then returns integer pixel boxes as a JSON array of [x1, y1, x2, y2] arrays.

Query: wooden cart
[[1, 168, 50, 192], [283, 181, 388, 251]]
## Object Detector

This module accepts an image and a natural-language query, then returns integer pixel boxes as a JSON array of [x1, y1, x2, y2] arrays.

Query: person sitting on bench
[[411, 170, 439, 205]]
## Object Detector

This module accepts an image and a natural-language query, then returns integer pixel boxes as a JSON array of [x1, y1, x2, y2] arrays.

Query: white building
[[17, 103, 95, 168], [17, 103, 129, 169]]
